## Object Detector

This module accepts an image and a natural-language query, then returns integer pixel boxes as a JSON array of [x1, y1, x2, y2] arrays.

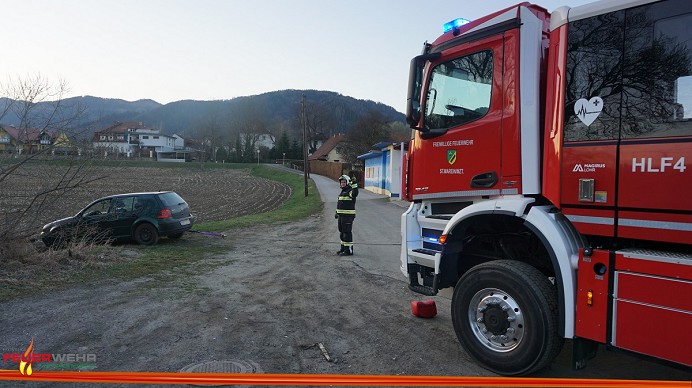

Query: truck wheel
[[134, 223, 159, 246], [451, 260, 563, 376]]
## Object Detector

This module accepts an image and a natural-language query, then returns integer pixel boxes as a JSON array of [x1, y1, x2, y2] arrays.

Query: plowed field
[[0, 163, 292, 233]]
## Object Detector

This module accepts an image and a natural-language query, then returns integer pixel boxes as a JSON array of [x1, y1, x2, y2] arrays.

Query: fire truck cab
[[401, 0, 692, 376]]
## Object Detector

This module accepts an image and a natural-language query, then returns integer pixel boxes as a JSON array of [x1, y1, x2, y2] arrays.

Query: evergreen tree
[[271, 131, 292, 163], [216, 146, 228, 162], [242, 134, 256, 163], [234, 133, 242, 162], [290, 139, 302, 160], [277, 131, 291, 155]]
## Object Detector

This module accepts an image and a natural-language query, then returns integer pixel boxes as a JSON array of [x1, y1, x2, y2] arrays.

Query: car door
[[79, 198, 115, 241], [109, 196, 138, 238]]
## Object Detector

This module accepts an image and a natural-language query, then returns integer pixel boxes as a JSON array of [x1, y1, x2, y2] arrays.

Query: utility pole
[[301, 94, 309, 197]]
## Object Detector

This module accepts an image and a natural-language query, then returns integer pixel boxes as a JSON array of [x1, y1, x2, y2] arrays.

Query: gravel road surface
[[0, 168, 689, 387]]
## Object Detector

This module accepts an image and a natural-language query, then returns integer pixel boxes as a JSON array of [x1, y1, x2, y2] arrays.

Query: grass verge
[[196, 165, 323, 232], [0, 164, 323, 301]]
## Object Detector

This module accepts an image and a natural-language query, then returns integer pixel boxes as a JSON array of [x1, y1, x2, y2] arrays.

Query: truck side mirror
[[406, 52, 440, 130], [407, 99, 421, 127]]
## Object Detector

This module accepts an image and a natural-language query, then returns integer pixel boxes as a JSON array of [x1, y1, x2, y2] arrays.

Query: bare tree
[[196, 107, 228, 162], [0, 74, 102, 259], [305, 102, 336, 153], [290, 100, 337, 154], [338, 110, 392, 163], [228, 99, 270, 162]]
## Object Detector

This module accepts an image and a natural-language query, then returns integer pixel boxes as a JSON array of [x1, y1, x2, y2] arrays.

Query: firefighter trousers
[[337, 215, 354, 248]]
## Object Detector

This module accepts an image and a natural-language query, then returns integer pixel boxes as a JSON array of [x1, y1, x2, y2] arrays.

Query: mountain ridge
[[0, 90, 405, 140]]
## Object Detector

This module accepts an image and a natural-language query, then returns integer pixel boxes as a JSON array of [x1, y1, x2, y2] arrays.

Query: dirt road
[[0, 170, 689, 386]]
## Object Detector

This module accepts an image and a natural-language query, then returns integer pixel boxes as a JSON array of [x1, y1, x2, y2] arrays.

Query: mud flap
[[572, 337, 599, 370], [407, 263, 437, 296]]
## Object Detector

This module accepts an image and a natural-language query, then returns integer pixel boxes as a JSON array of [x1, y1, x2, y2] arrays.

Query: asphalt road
[[306, 169, 691, 382], [310, 173, 407, 281]]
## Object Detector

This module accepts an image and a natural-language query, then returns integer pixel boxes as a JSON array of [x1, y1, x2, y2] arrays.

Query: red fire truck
[[401, 0, 691, 376]]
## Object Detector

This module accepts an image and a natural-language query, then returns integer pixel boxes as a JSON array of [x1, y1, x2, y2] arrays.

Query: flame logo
[[19, 339, 34, 376]]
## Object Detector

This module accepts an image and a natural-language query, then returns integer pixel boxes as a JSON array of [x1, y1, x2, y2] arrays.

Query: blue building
[[357, 142, 407, 198]]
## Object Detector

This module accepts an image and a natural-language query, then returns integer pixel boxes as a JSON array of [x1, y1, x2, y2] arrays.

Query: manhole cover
[[180, 359, 261, 374], [179, 360, 262, 387]]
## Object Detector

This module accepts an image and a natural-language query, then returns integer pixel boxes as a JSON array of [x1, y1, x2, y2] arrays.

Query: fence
[[308, 160, 363, 184]]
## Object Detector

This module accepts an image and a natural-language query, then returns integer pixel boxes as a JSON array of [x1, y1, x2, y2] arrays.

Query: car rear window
[[158, 192, 186, 207]]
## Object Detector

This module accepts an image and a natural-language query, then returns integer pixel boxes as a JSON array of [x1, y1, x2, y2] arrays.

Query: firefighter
[[335, 174, 358, 256]]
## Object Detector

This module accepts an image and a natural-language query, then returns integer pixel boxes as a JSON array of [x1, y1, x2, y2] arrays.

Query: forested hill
[[1, 90, 405, 138]]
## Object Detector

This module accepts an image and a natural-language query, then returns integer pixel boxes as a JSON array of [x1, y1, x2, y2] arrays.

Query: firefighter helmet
[[338, 175, 351, 185]]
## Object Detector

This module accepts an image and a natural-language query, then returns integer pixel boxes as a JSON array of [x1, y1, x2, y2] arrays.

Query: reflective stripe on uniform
[[336, 209, 356, 215]]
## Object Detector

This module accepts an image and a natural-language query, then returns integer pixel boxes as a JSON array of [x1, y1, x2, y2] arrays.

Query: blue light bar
[[443, 18, 470, 33]]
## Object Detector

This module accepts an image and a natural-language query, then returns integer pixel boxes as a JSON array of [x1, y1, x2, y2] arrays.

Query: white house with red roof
[[92, 121, 184, 156]]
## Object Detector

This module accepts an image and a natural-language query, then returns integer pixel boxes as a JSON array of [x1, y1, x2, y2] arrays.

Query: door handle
[[470, 172, 498, 188]]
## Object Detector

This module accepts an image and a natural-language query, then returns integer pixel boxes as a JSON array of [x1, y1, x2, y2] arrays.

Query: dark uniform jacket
[[336, 183, 358, 217]]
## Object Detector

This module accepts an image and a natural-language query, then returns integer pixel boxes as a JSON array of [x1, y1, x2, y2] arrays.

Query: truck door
[[560, 8, 624, 238], [407, 33, 504, 200], [616, 2, 692, 245], [561, 0, 692, 244]]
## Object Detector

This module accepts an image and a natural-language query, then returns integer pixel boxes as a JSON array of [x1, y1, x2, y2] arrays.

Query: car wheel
[[133, 223, 159, 246], [451, 260, 563, 376], [168, 232, 184, 239], [44, 233, 68, 249], [42, 237, 57, 248]]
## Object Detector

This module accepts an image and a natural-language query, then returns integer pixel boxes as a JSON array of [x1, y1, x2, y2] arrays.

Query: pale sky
[[1, 0, 595, 113]]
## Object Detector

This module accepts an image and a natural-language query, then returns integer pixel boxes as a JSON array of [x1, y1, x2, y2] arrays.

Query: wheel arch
[[523, 205, 584, 338], [133, 221, 159, 245], [440, 198, 584, 338], [131, 218, 159, 236]]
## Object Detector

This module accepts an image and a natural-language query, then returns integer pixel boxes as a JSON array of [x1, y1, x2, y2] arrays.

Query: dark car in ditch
[[41, 191, 195, 248]]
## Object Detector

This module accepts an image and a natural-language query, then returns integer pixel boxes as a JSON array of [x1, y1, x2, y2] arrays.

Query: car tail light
[[157, 209, 172, 219]]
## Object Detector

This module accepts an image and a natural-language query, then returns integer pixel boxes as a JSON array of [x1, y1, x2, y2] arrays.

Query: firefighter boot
[[339, 246, 353, 256], [336, 245, 345, 255]]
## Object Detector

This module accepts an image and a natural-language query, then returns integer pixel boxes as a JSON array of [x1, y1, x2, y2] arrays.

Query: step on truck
[[401, 0, 692, 376]]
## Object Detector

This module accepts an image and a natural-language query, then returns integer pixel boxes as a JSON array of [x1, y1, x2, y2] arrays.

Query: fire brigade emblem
[[447, 149, 457, 165]]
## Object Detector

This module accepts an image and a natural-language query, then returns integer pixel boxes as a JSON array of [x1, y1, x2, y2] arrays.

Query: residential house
[[92, 121, 186, 160], [0, 124, 72, 155], [255, 133, 275, 150], [308, 133, 347, 162], [0, 125, 16, 153], [357, 141, 407, 198], [235, 132, 276, 154]]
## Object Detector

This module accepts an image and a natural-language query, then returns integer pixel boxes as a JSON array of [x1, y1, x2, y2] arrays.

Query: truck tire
[[134, 223, 159, 246], [451, 260, 563, 376]]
